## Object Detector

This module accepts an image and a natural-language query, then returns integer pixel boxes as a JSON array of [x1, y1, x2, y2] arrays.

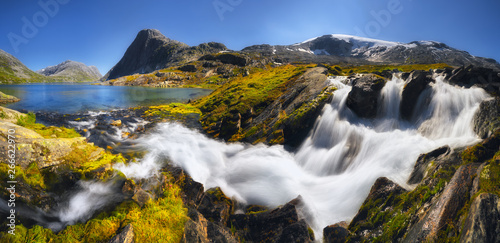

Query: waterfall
[[111, 74, 488, 235], [44, 74, 487, 235]]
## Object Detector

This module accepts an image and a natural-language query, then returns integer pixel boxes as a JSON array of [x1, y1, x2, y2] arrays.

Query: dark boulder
[[228, 199, 313, 242], [346, 74, 386, 118], [473, 97, 500, 139], [197, 187, 233, 225], [400, 70, 434, 121], [408, 146, 451, 184], [460, 193, 500, 243], [323, 221, 349, 243], [446, 65, 500, 94]]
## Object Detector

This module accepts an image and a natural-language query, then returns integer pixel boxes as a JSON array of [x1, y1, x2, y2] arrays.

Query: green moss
[[195, 64, 312, 139], [16, 112, 80, 139], [144, 103, 202, 118], [0, 162, 46, 189]]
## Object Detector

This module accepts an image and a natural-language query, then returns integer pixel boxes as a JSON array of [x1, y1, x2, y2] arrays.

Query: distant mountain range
[[102, 30, 499, 81], [37, 60, 102, 82], [243, 34, 500, 70], [0, 50, 101, 83], [1, 29, 499, 83]]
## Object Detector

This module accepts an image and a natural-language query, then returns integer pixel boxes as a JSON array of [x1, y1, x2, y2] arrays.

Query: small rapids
[[115, 75, 488, 234], [25, 74, 487, 235]]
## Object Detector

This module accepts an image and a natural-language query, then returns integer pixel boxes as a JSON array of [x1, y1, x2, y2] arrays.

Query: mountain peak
[[37, 60, 102, 81], [103, 29, 227, 80]]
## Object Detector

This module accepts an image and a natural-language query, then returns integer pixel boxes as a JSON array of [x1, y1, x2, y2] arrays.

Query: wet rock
[[349, 177, 406, 234], [132, 189, 153, 207], [400, 70, 434, 120], [473, 97, 500, 139], [197, 187, 233, 225], [110, 120, 122, 126], [182, 209, 209, 243], [109, 224, 134, 243], [324, 221, 350, 243], [408, 146, 451, 184], [346, 74, 386, 118], [403, 163, 480, 243], [460, 193, 500, 243], [182, 208, 238, 243], [228, 199, 313, 242]]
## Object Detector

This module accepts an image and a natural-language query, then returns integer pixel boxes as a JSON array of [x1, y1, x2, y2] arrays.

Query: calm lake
[[0, 83, 212, 114]]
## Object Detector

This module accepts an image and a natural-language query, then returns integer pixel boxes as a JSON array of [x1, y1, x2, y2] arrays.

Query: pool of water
[[0, 83, 212, 114]]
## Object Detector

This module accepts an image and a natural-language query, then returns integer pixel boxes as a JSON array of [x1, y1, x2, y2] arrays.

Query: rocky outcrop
[[407, 146, 451, 184], [37, 60, 102, 82], [0, 121, 88, 169], [182, 208, 238, 243], [346, 74, 386, 118], [0, 106, 25, 123], [400, 70, 434, 120], [169, 166, 313, 243], [460, 193, 500, 243], [228, 199, 313, 242], [349, 177, 407, 237], [404, 163, 480, 243], [237, 66, 334, 146], [446, 65, 500, 94], [473, 97, 500, 139]]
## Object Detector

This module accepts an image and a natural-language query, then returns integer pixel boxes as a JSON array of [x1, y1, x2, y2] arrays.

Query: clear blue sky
[[1, 0, 499, 75]]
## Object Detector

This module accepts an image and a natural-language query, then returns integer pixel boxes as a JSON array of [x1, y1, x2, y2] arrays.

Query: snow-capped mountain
[[242, 34, 500, 70]]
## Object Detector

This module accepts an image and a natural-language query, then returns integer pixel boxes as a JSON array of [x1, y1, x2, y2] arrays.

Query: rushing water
[[0, 83, 212, 113], [40, 75, 489, 236]]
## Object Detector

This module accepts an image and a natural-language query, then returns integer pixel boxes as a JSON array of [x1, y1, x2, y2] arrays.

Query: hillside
[[0, 49, 54, 83]]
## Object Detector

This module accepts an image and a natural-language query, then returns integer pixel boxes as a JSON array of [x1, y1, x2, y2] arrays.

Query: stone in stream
[[346, 74, 386, 118], [400, 70, 434, 121]]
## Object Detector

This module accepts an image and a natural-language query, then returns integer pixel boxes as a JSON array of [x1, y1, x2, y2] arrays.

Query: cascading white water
[[110, 74, 488, 236]]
